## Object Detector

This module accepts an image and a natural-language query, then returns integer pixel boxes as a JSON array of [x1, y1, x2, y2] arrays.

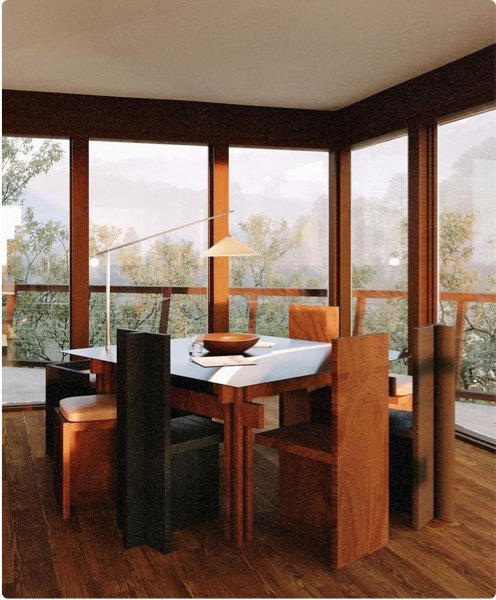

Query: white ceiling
[[2, 0, 495, 111]]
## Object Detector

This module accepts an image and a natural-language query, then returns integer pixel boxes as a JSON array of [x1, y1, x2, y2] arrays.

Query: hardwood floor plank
[[2, 410, 495, 599], [2, 481, 14, 585], [417, 524, 496, 591], [356, 547, 454, 598], [388, 536, 493, 598]]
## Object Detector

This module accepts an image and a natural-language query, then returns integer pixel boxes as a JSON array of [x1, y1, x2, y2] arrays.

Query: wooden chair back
[[389, 323, 456, 529], [289, 305, 339, 342], [281, 305, 340, 426], [257, 331, 389, 568], [46, 360, 94, 455], [330, 332, 389, 566]]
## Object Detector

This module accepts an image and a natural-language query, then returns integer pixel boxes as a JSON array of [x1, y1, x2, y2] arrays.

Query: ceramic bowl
[[202, 333, 260, 355]]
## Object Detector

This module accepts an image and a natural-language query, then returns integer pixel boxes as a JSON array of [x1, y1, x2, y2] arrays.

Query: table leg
[[221, 403, 232, 540], [90, 359, 116, 394], [243, 426, 254, 542], [219, 386, 244, 545], [232, 387, 244, 546]]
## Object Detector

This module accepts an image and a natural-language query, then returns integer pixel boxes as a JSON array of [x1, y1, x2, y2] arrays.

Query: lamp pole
[[106, 248, 111, 351]]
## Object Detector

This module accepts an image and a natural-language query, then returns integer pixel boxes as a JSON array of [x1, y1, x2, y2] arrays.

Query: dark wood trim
[[2, 359, 48, 368], [455, 430, 495, 452], [2, 90, 334, 149], [335, 45, 496, 148], [69, 138, 90, 350], [2, 404, 45, 412], [456, 389, 496, 402], [208, 145, 230, 333], [329, 149, 352, 335], [408, 123, 438, 346]]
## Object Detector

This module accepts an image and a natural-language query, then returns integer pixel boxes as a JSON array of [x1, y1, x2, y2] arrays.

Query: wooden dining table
[[62, 337, 408, 545], [63, 335, 335, 545]]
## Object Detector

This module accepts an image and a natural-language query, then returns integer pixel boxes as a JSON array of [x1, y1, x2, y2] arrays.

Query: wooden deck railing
[[3, 283, 495, 402]]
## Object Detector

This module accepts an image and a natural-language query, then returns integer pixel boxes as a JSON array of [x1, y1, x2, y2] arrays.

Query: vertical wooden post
[[353, 294, 366, 335], [329, 149, 352, 337], [158, 287, 172, 334], [2, 285, 17, 358], [412, 325, 435, 530], [70, 137, 90, 350], [208, 145, 230, 333], [454, 301, 467, 387], [434, 324, 456, 523], [408, 123, 438, 345], [247, 294, 258, 333]]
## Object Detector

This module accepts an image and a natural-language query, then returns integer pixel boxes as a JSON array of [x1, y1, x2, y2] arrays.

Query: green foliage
[[115, 236, 208, 339], [231, 213, 304, 287], [352, 265, 375, 289], [439, 208, 478, 293], [3, 138, 68, 360], [229, 212, 324, 334], [2, 138, 64, 206]]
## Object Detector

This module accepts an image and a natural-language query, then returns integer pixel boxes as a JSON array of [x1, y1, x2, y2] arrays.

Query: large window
[[2, 138, 70, 360], [351, 135, 408, 353], [2, 137, 70, 405], [438, 110, 496, 400], [228, 148, 329, 335], [88, 141, 209, 344]]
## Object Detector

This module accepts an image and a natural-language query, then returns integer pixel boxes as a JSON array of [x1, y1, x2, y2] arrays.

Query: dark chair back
[[116, 328, 222, 554], [45, 359, 94, 455]]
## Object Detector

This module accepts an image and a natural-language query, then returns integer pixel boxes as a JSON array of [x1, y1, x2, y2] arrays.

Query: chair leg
[[53, 410, 72, 518], [61, 421, 72, 519]]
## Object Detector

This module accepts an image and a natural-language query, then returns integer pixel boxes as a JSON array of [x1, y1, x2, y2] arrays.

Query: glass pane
[[2, 137, 70, 405], [351, 135, 408, 354], [438, 110, 496, 402], [89, 141, 208, 344], [229, 148, 329, 336]]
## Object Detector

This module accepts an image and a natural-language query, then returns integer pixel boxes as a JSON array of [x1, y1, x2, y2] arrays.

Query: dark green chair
[[116, 329, 222, 553]]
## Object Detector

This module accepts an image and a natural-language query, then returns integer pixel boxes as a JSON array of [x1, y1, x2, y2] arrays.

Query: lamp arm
[[95, 210, 233, 256], [98, 209, 234, 352]]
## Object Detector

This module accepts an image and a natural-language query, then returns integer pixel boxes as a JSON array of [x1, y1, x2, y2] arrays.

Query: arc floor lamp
[[91, 210, 257, 351]]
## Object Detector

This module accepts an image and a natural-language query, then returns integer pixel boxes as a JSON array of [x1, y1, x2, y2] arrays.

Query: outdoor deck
[[3, 365, 495, 445]]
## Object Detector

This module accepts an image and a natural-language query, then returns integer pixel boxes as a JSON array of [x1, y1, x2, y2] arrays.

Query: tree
[[3, 138, 67, 360], [231, 213, 305, 288], [229, 212, 321, 334], [115, 236, 208, 338], [2, 138, 64, 206]]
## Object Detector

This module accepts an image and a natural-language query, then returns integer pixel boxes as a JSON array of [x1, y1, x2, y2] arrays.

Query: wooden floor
[[3, 402, 496, 599]]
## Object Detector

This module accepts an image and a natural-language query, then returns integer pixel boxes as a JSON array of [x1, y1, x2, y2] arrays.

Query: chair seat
[[389, 408, 413, 432], [59, 394, 117, 422], [171, 415, 223, 445], [389, 373, 413, 396]]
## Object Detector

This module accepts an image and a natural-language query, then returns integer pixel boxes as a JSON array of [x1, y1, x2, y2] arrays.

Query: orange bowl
[[202, 333, 260, 355]]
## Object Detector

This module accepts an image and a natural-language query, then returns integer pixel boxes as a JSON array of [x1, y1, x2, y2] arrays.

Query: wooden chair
[[389, 324, 456, 529], [257, 332, 389, 568], [288, 304, 340, 342], [116, 329, 223, 553], [46, 360, 96, 455], [281, 304, 340, 426], [388, 372, 413, 409], [53, 394, 117, 518]]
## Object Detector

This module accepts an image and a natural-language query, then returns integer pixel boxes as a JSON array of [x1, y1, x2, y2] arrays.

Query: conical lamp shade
[[201, 234, 258, 257]]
